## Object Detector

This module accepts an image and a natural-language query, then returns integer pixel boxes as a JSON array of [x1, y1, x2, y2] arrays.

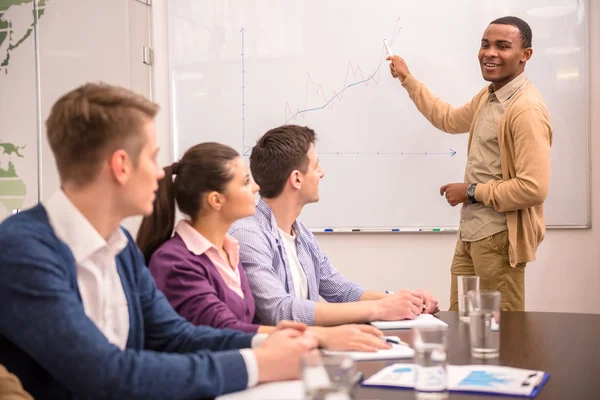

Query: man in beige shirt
[[388, 16, 552, 311]]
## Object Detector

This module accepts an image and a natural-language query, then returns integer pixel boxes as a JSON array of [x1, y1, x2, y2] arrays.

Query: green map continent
[[0, 142, 27, 212], [0, 0, 47, 72]]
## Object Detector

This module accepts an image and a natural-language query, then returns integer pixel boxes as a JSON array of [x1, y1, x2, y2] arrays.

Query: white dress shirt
[[45, 190, 130, 350], [45, 190, 264, 387]]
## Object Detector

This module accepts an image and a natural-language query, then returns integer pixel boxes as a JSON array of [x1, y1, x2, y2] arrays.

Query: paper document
[[371, 314, 449, 330], [323, 336, 414, 360], [363, 364, 549, 398]]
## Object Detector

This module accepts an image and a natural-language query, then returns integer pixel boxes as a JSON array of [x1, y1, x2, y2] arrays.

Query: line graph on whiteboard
[[283, 18, 402, 124], [239, 18, 457, 158]]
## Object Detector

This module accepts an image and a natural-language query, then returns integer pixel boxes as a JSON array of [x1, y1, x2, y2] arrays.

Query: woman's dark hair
[[136, 142, 239, 264]]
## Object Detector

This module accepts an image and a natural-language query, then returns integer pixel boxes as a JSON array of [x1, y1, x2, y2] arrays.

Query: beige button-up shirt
[[460, 72, 528, 242]]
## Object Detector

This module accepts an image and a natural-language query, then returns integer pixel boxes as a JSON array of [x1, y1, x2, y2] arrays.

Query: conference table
[[354, 311, 600, 400]]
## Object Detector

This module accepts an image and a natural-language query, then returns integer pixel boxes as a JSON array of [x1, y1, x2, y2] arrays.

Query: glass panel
[[0, 0, 41, 220]]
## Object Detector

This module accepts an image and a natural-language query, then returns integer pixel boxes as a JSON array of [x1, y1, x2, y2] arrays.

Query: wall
[[0, 0, 153, 234], [152, 1, 600, 313]]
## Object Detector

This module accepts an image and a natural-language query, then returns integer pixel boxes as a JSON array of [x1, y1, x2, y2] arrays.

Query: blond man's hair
[[46, 82, 159, 186]]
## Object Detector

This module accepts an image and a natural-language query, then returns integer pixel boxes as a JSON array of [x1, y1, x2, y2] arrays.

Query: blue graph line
[[285, 64, 385, 123], [240, 22, 458, 159], [284, 25, 404, 123]]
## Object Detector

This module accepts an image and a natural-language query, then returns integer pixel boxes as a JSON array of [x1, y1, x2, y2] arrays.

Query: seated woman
[[137, 142, 387, 351]]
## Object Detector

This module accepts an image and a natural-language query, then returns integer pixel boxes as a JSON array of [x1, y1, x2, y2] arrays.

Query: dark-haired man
[[387, 16, 552, 311], [231, 124, 439, 327]]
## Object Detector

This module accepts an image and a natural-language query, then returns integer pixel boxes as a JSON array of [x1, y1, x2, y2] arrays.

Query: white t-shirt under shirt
[[278, 228, 309, 299]]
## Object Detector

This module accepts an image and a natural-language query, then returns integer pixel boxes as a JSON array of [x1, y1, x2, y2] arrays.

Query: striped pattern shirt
[[230, 199, 366, 326]]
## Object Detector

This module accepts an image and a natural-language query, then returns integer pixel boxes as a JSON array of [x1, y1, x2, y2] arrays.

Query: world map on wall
[[0, 142, 27, 213], [0, 0, 47, 74], [0, 0, 47, 216]]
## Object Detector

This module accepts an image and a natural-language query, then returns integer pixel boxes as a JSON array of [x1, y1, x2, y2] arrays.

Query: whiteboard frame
[[582, 0, 592, 229]]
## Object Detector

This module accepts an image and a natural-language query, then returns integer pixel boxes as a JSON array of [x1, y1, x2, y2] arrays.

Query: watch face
[[468, 185, 478, 202]]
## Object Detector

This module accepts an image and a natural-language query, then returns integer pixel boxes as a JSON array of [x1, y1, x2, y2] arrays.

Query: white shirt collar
[[44, 190, 128, 263]]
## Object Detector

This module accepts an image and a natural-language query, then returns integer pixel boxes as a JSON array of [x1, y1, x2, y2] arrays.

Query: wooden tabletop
[[353, 311, 600, 400]]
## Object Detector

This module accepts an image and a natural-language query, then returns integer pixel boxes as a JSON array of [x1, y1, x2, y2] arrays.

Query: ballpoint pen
[[382, 337, 409, 346]]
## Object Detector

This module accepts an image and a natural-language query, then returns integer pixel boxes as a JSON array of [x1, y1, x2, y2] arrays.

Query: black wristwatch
[[467, 183, 478, 204]]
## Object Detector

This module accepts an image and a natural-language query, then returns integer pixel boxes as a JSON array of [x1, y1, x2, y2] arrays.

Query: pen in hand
[[385, 290, 427, 312], [381, 336, 409, 346]]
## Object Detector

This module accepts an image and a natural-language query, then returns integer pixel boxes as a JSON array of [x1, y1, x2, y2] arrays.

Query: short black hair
[[490, 16, 532, 48], [250, 125, 316, 198]]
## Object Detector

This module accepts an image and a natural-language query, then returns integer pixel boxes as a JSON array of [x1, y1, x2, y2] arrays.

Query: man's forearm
[[314, 301, 380, 326], [359, 290, 387, 301]]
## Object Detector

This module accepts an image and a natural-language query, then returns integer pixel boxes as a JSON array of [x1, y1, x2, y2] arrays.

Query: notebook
[[362, 364, 550, 398], [371, 314, 449, 330], [322, 336, 414, 360]]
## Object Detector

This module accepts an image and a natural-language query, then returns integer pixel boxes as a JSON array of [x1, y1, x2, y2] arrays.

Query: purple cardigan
[[149, 233, 259, 333]]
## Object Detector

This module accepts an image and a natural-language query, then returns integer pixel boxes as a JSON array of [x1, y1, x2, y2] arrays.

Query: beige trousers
[[449, 230, 526, 312]]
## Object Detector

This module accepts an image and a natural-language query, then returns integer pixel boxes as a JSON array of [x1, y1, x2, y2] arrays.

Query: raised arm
[[388, 55, 485, 133]]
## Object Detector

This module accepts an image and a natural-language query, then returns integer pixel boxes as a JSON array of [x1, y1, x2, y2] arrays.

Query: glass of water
[[458, 275, 480, 322], [412, 326, 448, 399], [302, 351, 357, 400], [468, 290, 501, 359]]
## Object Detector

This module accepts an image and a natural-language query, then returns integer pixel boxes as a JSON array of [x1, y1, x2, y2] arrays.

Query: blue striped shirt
[[230, 199, 366, 326]]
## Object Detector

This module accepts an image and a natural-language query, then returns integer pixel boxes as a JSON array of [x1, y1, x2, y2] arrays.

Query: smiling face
[[478, 23, 532, 91]]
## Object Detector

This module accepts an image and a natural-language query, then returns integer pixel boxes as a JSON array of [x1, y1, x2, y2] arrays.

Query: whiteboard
[[168, 0, 589, 230]]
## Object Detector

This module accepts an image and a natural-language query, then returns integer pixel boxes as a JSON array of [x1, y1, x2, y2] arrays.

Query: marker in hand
[[384, 39, 399, 79], [383, 39, 393, 57]]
